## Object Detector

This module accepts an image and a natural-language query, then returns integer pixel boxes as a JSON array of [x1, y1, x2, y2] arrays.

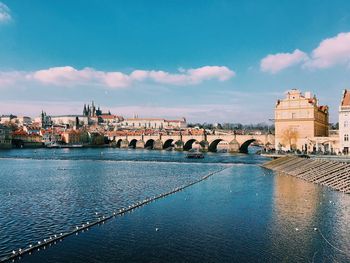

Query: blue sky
[[1, 0, 350, 123]]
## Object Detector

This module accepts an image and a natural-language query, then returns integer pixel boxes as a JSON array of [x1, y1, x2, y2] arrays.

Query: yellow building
[[275, 89, 329, 152]]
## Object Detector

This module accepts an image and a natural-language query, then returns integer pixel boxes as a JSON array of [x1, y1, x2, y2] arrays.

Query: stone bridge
[[108, 133, 275, 153]]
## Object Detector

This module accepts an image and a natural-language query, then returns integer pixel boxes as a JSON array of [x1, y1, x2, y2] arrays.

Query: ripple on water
[[0, 152, 227, 258]]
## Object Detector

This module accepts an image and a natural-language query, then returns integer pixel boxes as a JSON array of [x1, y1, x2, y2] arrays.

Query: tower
[[41, 110, 45, 128], [74, 116, 80, 130], [83, 104, 87, 116]]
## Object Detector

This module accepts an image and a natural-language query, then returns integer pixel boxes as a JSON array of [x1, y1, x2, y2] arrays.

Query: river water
[[0, 148, 349, 262]]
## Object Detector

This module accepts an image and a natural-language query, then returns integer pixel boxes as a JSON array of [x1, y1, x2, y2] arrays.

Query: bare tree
[[281, 128, 299, 150]]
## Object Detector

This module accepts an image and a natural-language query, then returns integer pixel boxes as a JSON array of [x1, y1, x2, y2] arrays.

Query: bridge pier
[[229, 139, 240, 153], [136, 140, 145, 149], [153, 139, 163, 150], [200, 140, 209, 152], [174, 140, 184, 151], [120, 139, 129, 148]]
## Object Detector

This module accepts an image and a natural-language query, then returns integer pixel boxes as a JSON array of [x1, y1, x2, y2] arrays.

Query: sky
[[1, 0, 350, 123]]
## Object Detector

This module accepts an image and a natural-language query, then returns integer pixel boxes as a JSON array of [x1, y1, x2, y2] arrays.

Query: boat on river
[[186, 152, 204, 159], [46, 143, 83, 148]]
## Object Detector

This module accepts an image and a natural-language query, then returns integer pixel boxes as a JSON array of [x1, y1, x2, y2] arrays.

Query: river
[[0, 148, 349, 262]]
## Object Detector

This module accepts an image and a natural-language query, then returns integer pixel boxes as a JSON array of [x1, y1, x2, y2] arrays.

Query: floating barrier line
[[318, 228, 347, 254], [0, 166, 231, 263]]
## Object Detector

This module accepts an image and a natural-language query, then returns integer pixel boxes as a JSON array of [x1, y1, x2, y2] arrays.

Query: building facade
[[120, 117, 187, 129], [0, 115, 17, 124], [0, 124, 12, 149], [339, 89, 350, 154], [51, 115, 89, 127], [275, 89, 329, 151]]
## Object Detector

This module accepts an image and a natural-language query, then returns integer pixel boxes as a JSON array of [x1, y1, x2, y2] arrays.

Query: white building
[[50, 115, 89, 127], [15, 116, 32, 126], [120, 117, 186, 129], [339, 89, 350, 154], [0, 115, 17, 124]]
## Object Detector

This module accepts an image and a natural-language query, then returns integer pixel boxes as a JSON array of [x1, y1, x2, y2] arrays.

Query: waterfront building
[[61, 130, 81, 144], [0, 124, 12, 149], [12, 129, 43, 147], [121, 117, 187, 129], [339, 89, 350, 154], [88, 132, 105, 145], [40, 129, 62, 145], [274, 89, 329, 152]]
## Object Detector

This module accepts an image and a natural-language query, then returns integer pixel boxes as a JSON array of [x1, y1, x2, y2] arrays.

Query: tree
[[280, 128, 299, 150]]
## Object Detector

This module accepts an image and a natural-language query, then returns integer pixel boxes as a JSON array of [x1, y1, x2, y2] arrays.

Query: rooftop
[[341, 89, 350, 107]]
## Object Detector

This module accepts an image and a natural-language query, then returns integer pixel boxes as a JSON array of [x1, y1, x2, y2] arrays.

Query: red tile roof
[[341, 89, 350, 106]]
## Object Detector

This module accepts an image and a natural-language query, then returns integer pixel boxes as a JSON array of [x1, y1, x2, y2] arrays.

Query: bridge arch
[[129, 139, 137, 149], [209, 139, 229, 152], [145, 139, 155, 149], [163, 139, 174, 149], [116, 139, 122, 148], [183, 139, 199, 151], [239, 139, 256, 153]]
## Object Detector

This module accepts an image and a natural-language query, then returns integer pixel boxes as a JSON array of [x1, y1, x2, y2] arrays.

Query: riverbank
[[262, 156, 350, 194]]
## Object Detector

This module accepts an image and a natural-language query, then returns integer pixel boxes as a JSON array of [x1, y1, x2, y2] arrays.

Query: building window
[[345, 134, 349, 142], [291, 113, 296, 119], [345, 121, 348, 128]]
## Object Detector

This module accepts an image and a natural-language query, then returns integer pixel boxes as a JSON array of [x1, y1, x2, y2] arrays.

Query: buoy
[[38, 241, 41, 245], [12, 250, 16, 255], [29, 244, 32, 248], [156, 228, 159, 231], [314, 228, 318, 231]]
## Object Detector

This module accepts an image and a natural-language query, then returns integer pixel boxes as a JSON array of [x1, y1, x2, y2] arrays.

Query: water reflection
[[272, 173, 350, 262]]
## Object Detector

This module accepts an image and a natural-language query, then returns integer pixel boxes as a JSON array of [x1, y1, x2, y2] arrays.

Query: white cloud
[[0, 2, 11, 23], [261, 32, 350, 73], [304, 32, 350, 69], [260, 49, 308, 74], [0, 65, 235, 89]]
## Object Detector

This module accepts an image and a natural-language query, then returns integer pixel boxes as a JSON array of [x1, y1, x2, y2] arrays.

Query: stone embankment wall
[[262, 156, 350, 194]]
